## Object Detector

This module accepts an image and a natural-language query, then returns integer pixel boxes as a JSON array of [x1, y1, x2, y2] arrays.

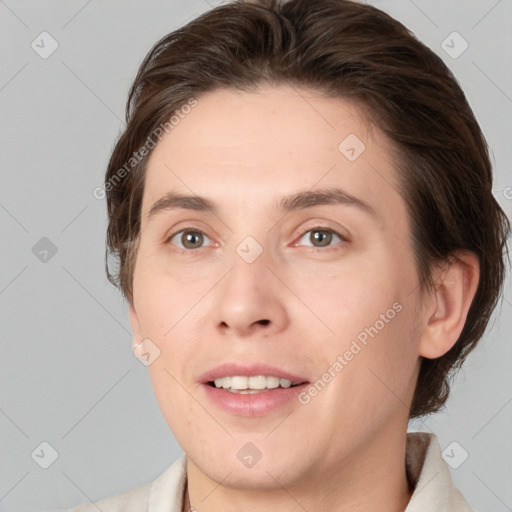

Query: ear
[[418, 251, 480, 359], [128, 300, 143, 354]]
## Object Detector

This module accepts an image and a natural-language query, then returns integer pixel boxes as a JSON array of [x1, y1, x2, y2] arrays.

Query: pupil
[[312, 230, 331, 247], [184, 231, 202, 248]]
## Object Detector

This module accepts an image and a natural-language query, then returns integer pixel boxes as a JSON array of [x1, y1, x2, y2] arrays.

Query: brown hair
[[104, 0, 510, 418]]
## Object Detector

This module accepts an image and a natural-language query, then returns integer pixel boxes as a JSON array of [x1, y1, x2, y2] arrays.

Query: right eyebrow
[[147, 192, 216, 222]]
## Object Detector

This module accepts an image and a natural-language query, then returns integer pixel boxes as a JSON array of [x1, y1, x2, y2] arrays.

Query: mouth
[[206, 375, 306, 394], [199, 363, 310, 416]]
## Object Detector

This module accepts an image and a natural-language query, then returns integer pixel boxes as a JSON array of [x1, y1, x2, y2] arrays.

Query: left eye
[[295, 228, 344, 248]]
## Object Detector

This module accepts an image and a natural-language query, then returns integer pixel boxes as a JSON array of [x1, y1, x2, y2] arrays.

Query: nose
[[213, 253, 289, 338]]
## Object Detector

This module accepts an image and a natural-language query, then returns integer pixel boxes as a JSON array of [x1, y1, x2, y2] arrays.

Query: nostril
[[258, 319, 270, 326]]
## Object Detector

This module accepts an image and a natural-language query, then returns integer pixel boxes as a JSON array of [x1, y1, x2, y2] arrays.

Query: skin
[[128, 84, 479, 512]]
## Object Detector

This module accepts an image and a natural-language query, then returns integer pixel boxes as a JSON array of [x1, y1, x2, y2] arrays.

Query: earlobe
[[419, 251, 480, 359], [129, 301, 141, 351], [132, 335, 147, 358]]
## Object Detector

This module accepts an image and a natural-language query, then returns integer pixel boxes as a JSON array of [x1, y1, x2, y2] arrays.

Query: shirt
[[60, 432, 472, 512]]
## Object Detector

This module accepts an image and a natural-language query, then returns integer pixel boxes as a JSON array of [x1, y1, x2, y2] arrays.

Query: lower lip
[[201, 383, 308, 417]]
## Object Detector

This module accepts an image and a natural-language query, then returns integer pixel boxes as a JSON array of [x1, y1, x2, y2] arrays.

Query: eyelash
[[165, 225, 347, 251]]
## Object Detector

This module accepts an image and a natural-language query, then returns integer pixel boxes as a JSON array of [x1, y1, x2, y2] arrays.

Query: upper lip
[[199, 362, 309, 384]]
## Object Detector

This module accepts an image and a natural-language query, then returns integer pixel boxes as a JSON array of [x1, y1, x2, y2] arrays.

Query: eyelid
[[163, 218, 214, 240]]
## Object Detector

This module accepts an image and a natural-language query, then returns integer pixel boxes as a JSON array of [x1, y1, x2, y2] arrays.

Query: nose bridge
[[223, 237, 271, 303], [213, 235, 288, 336], [224, 208, 272, 280]]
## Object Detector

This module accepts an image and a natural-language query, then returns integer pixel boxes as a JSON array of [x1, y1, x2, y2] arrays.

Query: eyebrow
[[146, 187, 376, 221]]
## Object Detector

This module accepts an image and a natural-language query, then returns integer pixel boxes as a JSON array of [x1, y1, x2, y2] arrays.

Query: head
[[103, 0, 509, 489]]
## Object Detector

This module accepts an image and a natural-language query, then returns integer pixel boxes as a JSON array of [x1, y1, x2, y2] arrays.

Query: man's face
[[129, 84, 423, 488]]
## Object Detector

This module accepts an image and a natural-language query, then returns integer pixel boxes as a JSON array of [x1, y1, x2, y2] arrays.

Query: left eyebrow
[[276, 187, 376, 217], [146, 186, 377, 222]]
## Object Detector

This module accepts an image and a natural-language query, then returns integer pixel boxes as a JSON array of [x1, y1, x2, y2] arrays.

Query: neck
[[184, 429, 413, 512]]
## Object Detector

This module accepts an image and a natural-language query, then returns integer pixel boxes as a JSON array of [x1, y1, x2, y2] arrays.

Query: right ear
[[129, 300, 142, 352]]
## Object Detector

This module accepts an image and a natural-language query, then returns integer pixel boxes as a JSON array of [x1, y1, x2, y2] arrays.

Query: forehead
[[141, 84, 406, 228]]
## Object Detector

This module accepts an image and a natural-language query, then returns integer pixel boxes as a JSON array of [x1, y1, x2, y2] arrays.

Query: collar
[[148, 432, 472, 511], [404, 432, 472, 511]]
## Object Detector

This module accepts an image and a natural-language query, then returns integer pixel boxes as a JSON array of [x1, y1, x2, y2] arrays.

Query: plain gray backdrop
[[1, 0, 511, 511]]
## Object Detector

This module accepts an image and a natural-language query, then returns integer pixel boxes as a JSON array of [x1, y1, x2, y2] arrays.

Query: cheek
[[146, 361, 201, 444], [287, 256, 403, 340], [133, 255, 208, 337], [315, 301, 419, 432], [335, 294, 420, 414], [291, 249, 418, 386]]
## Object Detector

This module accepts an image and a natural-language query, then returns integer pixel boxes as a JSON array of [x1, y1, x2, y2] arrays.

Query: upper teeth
[[213, 376, 298, 390]]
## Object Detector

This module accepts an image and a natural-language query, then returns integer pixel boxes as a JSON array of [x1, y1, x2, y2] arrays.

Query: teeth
[[231, 376, 248, 390], [228, 388, 271, 394], [266, 376, 280, 389], [280, 378, 291, 388], [212, 375, 298, 390]]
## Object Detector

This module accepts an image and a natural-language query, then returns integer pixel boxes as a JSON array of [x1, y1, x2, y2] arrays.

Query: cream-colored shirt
[[61, 432, 472, 511]]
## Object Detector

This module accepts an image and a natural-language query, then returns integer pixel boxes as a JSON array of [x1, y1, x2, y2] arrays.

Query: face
[[129, 84, 423, 490]]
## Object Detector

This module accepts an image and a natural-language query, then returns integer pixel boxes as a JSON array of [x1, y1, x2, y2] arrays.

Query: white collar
[[404, 432, 472, 511]]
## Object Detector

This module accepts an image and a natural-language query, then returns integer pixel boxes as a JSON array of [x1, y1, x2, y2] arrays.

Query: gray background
[[1, 0, 511, 511]]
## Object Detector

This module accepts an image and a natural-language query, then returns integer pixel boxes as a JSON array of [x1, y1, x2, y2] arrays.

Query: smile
[[209, 375, 303, 392]]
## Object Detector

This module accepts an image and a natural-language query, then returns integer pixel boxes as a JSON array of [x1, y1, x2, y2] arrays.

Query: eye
[[295, 226, 345, 248], [166, 226, 346, 251], [167, 229, 213, 250]]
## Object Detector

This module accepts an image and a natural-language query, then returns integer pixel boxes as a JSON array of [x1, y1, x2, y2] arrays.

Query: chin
[[199, 459, 303, 491]]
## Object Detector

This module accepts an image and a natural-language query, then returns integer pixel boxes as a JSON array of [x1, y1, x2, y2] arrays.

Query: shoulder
[[58, 481, 150, 512], [57, 455, 187, 512]]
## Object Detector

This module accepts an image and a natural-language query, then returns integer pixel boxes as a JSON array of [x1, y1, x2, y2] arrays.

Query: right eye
[[166, 229, 214, 250]]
